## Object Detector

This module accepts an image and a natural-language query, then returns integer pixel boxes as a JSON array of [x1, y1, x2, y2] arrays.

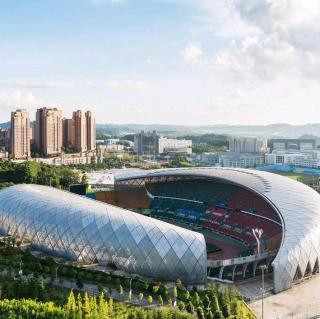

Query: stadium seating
[[146, 180, 238, 207], [96, 179, 282, 256], [228, 188, 281, 222], [95, 187, 151, 210], [146, 180, 282, 252]]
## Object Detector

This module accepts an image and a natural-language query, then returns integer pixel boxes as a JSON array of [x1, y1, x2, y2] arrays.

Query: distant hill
[[299, 134, 320, 139], [3, 121, 320, 138], [96, 123, 320, 138], [0, 122, 10, 129]]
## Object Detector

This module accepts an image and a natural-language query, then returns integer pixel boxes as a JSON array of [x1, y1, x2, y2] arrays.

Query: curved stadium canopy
[[116, 167, 320, 293], [0, 184, 207, 284], [1, 167, 320, 293]]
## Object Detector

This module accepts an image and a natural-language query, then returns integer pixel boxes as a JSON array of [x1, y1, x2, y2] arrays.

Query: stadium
[[0, 167, 320, 294]]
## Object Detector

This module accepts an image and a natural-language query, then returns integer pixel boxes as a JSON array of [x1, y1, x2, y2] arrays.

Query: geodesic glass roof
[[0, 184, 207, 284], [117, 167, 320, 293]]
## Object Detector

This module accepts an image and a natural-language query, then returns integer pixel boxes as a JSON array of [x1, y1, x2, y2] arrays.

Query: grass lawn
[[271, 171, 317, 184]]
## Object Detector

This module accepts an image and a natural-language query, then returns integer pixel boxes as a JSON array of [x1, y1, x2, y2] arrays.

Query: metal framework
[[0, 184, 207, 284], [116, 167, 320, 293]]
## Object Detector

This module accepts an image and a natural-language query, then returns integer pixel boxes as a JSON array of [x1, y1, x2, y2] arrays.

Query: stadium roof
[[116, 167, 320, 293], [0, 184, 207, 284]]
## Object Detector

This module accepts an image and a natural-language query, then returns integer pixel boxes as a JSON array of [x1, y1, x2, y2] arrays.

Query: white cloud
[[85, 80, 154, 91], [0, 90, 38, 118], [189, 0, 261, 39], [0, 80, 75, 89], [183, 0, 320, 81], [182, 43, 204, 66]]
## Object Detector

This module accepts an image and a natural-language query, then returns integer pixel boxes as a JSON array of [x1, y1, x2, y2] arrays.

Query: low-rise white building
[[266, 151, 320, 169], [193, 152, 264, 168], [159, 137, 192, 154], [219, 152, 265, 168]]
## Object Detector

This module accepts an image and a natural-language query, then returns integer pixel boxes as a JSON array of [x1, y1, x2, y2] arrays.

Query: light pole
[[252, 228, 263, 254], [259, 264, 267, 319], [128, 278, 132, 301], [19, 259, 23, 275], [55, 266, 58, 282]]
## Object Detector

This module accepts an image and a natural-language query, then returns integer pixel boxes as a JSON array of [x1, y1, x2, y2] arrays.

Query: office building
[[10, 110, 31, 159], [269, 139, 317, 152], [35, 108, 63, 156]]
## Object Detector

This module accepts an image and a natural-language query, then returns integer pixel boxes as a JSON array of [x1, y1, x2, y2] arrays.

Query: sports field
[[270, 171, 318, 184]]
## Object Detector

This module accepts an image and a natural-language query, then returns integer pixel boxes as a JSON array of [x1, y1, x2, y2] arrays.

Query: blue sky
[[1, 0, 320, 125]]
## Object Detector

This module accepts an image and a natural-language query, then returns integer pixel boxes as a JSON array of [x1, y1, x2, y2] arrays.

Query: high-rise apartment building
[[86, 111, 96, 151], [10, 110, 31, 159], [134, 131, 161, 155], [229, 137, 268, 153], [0, 128, 10, 151], [62, 118, 75, 148], [134, 130, 192, 155], [35, 108, 63, 156], [73, 110, 87, 152]]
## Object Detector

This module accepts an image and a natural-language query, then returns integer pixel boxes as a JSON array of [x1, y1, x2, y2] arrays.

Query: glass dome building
[[0, 184, 207, 284]]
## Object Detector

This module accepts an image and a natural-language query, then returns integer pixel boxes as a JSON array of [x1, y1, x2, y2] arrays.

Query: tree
[[211, 295, 220, 313], [221, 303, 230, 318], [153, 284, 160, 294], [98, 292, 108, 318], [196, 307, 205, 319], [76, 293, 83, 319], [157, 295, 163, 306], [230, 301, 240, 316], [65, 290, 77, 317], [203, 294, 211, 311], [178, 301, 185, 311], [192, 292, 200, 307], [173, 287, 178, 300], [147, 295, 153, 304], [206, 310, 214, 319], [213, 310, 224, 319], [186, 301, 194, 314], [118, 284, 123, 295], [138, 292, 144, 302], [81, 174, 88, 185], [82, 292, 91, 319]]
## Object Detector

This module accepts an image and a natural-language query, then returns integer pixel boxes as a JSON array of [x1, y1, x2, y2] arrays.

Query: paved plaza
[[250, 275, 320, 319]]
